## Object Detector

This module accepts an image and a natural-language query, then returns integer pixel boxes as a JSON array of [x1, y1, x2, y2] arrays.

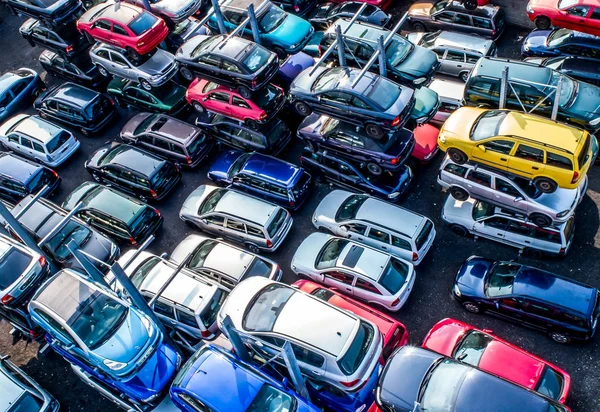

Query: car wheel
[[245, 119, 259, 130], [535, 16, 551, 30], [412, 22, 426, 32], [462, 301, 481, 314], [273, 47, 286, 59], [463, 0, 478, 10], [523, 247, 544, 259], [366, 162, 382, 176], [294, 101, 311, 116], [92, 174, 101, 182], [180, 67, 194, 81], [84, 31, 95, 44], [447, 148, 468, 164], [529, 213, 552, 227], [246, 243, 260, 254], [126, 47, 140, 61], [192, 101, 205, 113], [80, 128, 89, 137], [450, 224, 469, 237], [449, 187, 469, 201], [459, 71, 470, 82], [365, 123, 384, 139], [140, 79, 152, 91], [238, 86, 252, 99], [97, 65, 109, 77], [32, 87, 42, 97], [138, 194, 148, 203], [533, 177, 558, 193], [549, 331, 570, 344]]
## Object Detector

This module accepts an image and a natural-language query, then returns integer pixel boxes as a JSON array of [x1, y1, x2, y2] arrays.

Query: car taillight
[[150, 189, 158, 199], [39, 256, 47, 267], [1, 295, 14, 305], [252, 78, 258, 88], [294, 4, 300, 11], [186, 156, 193, 165], [391, 297, 400, 306], [66, 45, 73, 53], [52, 170, 59, 178], [259, 111, 268, 121], [390, 158, 399, 165], [289, 200, 295, 208], [491, 30, 496, 36], [571, 171, 580, 183], [155, 208, 161, 217], [318, 45, 324, 56], [137, 41, 145, 47], [412, 252, 418, 261], [340, 378, 364, 389], [559, 247, 566, 254], [266, 239, 273, 248], [129, 237, 138, 247], [391, 116, 401, 127], [30, 329, 42, 339], [201, 330, 211, 338]]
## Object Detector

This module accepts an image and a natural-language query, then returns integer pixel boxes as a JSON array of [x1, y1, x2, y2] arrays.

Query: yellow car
[[438, 107, 597, 193]]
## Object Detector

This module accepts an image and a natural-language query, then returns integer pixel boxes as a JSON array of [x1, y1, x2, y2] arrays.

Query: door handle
[[457, 65, 462, 68], [532, 166, 539, 170], [381, 246, 388, 250], [357, 237, 363, 241], [497, 233, 503, 236], [524, 240, 531, 244], [500, 158, 507, 161], [345, 288, 351, 291]]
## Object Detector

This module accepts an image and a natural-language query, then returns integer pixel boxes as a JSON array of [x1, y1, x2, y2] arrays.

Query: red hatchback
[[77, 3, 168, 56], [527, 0, 600, 36], [412, 123, 439, 163], [186, 79, 286, 129], [293, 279, 409, 362], [422, 318, 571, 404]]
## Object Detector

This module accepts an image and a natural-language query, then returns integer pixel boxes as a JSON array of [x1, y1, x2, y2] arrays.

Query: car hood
[[523, 29, 551, 51], [139, 50, 176, 75], [94, 309, 151, 364], [297, 113, 323, 137], [302, 31, 324, 58], [291, 232, 330, 271], [176, 34, 210, 60], [408, 1, 433, 17], [455, 256, 493, 296], [440, 107, 482, 139], [442, 195, 475, 220], [396, 46, 438, 78], [313, 189, 353, 222], [413, 123, 439, 157], [77, 231, 115, 271], [422, 319, 468, 357], [411, 87, 439, 120], [534, 184, 579, 211], [568, 80, 600, 121], [207, 150, 242, 180], [291, 65, 323, 93], [124, 343, 179, 398], [279, 52, 315, 83], [270, 14, 312, 45]]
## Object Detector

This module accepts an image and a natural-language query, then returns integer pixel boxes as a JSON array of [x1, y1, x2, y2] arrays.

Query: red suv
[[77, 3, 168, 56]]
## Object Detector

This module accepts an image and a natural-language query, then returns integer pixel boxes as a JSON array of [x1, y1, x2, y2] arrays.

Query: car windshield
[[229, 153, 252, 176], [385, 37, 413, 67], [337, 321, 374, 375], [253, 84, 281, 110], [536, 366, 564, 401], [0, 248, 32, 289], [46, 131, 71, 153], [45, 221, 91, 261], [199, 288, 227, 328], [243, 283, 294, 331], [246, 384, 295, 412], [131, 257, 161, 288], [7, 393, 43, 412], [418, 31, 441, 48], [549, 72, 576, 107], [335, 194, 367, 221], [259, 6, 288, 32], [199, 188, 227, 215], [134, 114, 157, 135], [188, 240, 217, 269], [558, 0, 579, 9], [243, 46, 271, 73], [321, 117, 340, 135], [419, 359, 470, 409], [266, 121, 288, 145], [485, 262, 519, 297], [366, 77, 400, 110], [192, 36, 222, 59], [267, 208, 287, 237], [243, 258, 273, 280], [26, 169, 55, 192], [315, 238, 348, 269], [470, 110, 508, 141], [453, 331, 493, 367], [379, 258, 409, 294], [472, 201, 495, 220], [547, 29, 573, 48], [313, 68, 344, 92], [128, 12, 158, 36], [67, 288, 128, 349]]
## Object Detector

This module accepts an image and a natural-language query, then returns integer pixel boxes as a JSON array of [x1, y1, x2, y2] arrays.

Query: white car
[[290, 232, 416, 312]]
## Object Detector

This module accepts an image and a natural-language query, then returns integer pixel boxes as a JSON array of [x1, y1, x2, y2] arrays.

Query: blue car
[[522, 28, 600, 58], [171, 344, 320, 412], [208, 150, 312, 210], [0, 68, 44, 124], [207, 0, 314, 57], [28, 269, 180, 409]]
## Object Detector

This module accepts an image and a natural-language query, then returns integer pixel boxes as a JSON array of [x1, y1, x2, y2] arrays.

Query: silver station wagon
[[179, 185, 293, 253]]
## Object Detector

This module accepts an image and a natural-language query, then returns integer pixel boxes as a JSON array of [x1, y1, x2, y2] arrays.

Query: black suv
[[20, 18, 88, 58], [85, 143, 182, 202], [34, 82, 116, 135], [38, 50, 106, 89], [3, 0, 83, 26], [0, 153, 60, 203], [176, 35, 279, 98], [195, 113, 291, 156]]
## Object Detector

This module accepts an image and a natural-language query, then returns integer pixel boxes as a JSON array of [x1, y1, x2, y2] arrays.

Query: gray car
[[428, 78, 464, 127], [407, 30, 496, 81], [437, 156, 586, 227], [90, 43, 178, 91], [122, 0, 202, 26]]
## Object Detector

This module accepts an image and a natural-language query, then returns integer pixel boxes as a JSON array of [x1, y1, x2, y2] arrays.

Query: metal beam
[[248, 3, 262, 45], [220, 315, 252, 363], [37, 203, 83, 248], [13, 186, 49, 220], [147, 254, 193, 308], [281, 341, 310, 401], [551, 76, 563, 121], [336, 24, 346, 67], [377, 35, 386, 77], [66, 240, 108, 286], [210, 0, 227, 34], [499, 66, 508, 109]]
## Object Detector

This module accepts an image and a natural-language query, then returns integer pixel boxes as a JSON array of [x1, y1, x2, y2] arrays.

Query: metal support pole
[[552, 76, 563, 121], [13, 186, 49, 220], [38, 203, 83, 248], [499, 67, 508, 110], [220, 315, 252, 363], [248, 4, 262, 45], [140, 0, 151, 12], [377, 35, 387, 78], [147, 254, 193, 307], [281, 341, 310, 401], [66, 240, 108, 286], [336, 25, 346, 67], [211, 0, 227, 34]]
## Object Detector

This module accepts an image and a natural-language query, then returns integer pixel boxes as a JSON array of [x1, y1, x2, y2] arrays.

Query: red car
[[186, 79, 286, 129], [77, 3, 168, 56], [411, 123, 439, 163], [527, 0, 600, 36], [422, 318, 571, 404], [293, 279, 409, 361]]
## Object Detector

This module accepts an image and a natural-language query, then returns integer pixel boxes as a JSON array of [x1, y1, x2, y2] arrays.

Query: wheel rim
[[367, 163, 382, 175], [141, 81, 152, 91], [531, 214, 550, 227], [460, 72, 469, 82], [239, 87, 251, 98], [464, 303, 479, 313], [248, 244, 259, 253], [181, 68, 193, 81], [296, 102, 309, 115], [538, 181, 553, 191], [247, 120, 258, 130], [449, 151, 464, 163], [98, 67, 108, 76], [451, 188, 468, 201], [551, 333, 568, 343], [452, 226, 467, 236], [413, 23, 425, 31], [366, 124, 382, 138]]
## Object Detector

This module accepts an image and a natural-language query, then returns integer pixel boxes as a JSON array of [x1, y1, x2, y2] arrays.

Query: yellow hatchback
[[438, 108, 597, 193]]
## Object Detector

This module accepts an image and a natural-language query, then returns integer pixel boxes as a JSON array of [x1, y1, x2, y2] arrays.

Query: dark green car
[[62, 181, 163, 246], [107, 78, 188, 116]]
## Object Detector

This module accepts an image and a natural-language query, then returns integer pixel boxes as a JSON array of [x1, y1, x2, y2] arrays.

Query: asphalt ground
[[1, 4, 599, 412]]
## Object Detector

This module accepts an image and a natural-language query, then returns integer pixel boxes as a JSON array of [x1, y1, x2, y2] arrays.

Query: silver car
[[312, 190, 436, 265], [168, 234, 283, 291], [438, 156, 586, 227], [90, 43, 178, 91], [123, 0, 202, 25], [179, 185, 293, 253], [407, 30, 496, 81], [428, 78, 464, 127]]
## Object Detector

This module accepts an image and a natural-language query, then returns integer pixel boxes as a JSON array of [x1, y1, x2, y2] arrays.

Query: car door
[[432, 11, 456, 30], [5, 133, 21, 152], [197, 54, 223, 79], [231, 96, 255, 120], [336, 161, 362, 190], [223, 217, 248, 244], [322, 270, 355, 295], [110, 22, 132, 49], [55, 101, 74, 123], [443, 50, 466, 77], [520, 300, 557, 332], [452, 13, 474, 34], [92, 19, 113, 43], [504, 220, 536, 248], [463, 169, 494, 202], [108, 51, 133, 80], [473, 216, 509, 240], [532, 226, 563, 254], [152, 299, 178, 329], [317, 91, 350, 118], [31, 25, 52, 49], [491, 296, 526, 322], [588, 7, 600, 31], [175, 308, 202, 340], [353, 277, 386, 305], [492, 177, 527, 215], [339, 222, 368, 242], [18, 136, 36, 159], [507, 144, 546, 179], [365, 226, 393, 253], [206, 91, 232, 116], [471, 139, 515, 169], [555, 4, 591, 30]]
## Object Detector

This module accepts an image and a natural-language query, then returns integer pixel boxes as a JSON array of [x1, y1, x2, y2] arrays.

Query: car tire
[[459, 71, 470, 82], [6, 3, 17, 15], [529, 213, 552, 228], [84, 31, 95, 44], [246, 243, 260, 254], [273, 47, 286, 59], [126, 47, 140, 61], [549, 331, 570, 344], [238, 86, 252, 99], [92, 174, 101, 182], [462, 301, 481, 314], [535, 16, 551, 30], [245, 119, 259, 130], [523, 247, 544, 259], [138, 194, 148, 202], [140, 79, 152, 91], [180, 67, 194, 81], [449, 187, 469, 201], [365, 123, 384, 140], [412, 22, 426, 32], [533, 177, 558, 193], [192, 101, 205, 113], [367, 162, 382, 176], [450, 224, 469, 237], [447, 148, 468, 164], [80, 128, 89, 137], [294, 101, 311, 116], [463, 0, 478, 10], [97, 65, 109, 77]]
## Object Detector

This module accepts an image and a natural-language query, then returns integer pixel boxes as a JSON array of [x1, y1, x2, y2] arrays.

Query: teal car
[[411, 87, 440, 124], [208, 0, 314, 57], [107, 78, 187, 116]]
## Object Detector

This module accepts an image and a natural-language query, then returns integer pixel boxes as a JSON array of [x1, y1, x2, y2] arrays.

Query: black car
[[176, 35, 279, 98], [0, 153, 60, 203], [120, 112, 214, 168], [0, 303, 44, 343], [3, 0, 83, 25], [85, 143, 182, 202], [34, 82, 117, 135], [453, 256, 600, 344], [195, 113, 291, 155], [20, 18, 88, 58], [300, 149, 412, 202], [9, 195, 120, 273], [308, 2, 391, 29], [297, 114, 415, 175], [527, 55, 600, 87], [38, 50, 106, 89], [271, 0, 317, 17]]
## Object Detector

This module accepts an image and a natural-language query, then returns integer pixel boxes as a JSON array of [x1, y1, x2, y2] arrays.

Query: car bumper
[[388, 272, 415, 311], [46, 139, 80, 167], [85, 108, 118, 134], [268, 216, 293, 252]]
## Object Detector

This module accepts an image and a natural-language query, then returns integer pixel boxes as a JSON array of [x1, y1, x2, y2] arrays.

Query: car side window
[[515, 144, 544, 163], [444, 163, 468, 177], [96, 49, 109, 59], [94, 19, 112, 31], [11, 81, 27, 96], [356, 44, 373, 61], [495, 179, 521, 197], [392, 235, 412, 250], [454, 13, 472, 26], [154, 138, 171, 151], [112, 23, 128, 36], [534, 227, 561, 243], [205, 214, 225, 225], [472, 16, 492, 29], [222, 60, 241, 73], [445, 50, 465, 62], [153, 300, 176, 319], [226, 218, 246, 232], [350, 96, 370, 109], [481, 216, 509, 229], [199, 54, 222, 67], [566, 5, 589, 16], [8, 134, 20, 144], [368, 228, 390, 243], [324, 271, 354, 285], [322, 91, 352, 105], [338, 162, 360, 178], [506, 221, 535, 236], [436, 11, 455, 22], [525, 301, 553, 318], [469, 79, 499, 97], [342, 223, 367, 235], [355, 278, 382, 294], [246, 224, 265, 238], [110, 52, 129, 67], [207, 92, 230, 103], [232, 96, 251, 109], [466, 170, 492, 187], [31, 141, 45, 153], [20, 137, 33, 149], [546, 152, 573, 170], [591, 7, 600, 20], [291, 344, 325, 367], [176, 309, 198, 328], [465, 53, 481, 64], [34, 310, 74, 343], [480, 139, 514, 154]]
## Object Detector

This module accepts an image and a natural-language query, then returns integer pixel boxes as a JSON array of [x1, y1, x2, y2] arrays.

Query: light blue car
[[208, 0, 314, 57], [0, 68, 44, 124]]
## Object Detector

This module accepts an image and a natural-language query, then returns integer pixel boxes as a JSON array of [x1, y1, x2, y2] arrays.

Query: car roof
[[0, 71, 23, 92], [240, 153, 301, 186], [81, 185, 146, 225], [101, 145, 164, 177], [15, 199, 56, 235], [337, 242, 390, 281], [558, 29, 600, 44], [513, 266, 597, 315], [355, 198, 425, 237], [223, 0, 263, 11], [96, 2, 141, 24], [560, 56, 600, 77], [48, 83, 99, 109], [147, 115, 198, 143], [273, 290, 358, 356], [428, 78, 465, 100], [203, 242, 255, 282], [473, 58, 552, 86], [211, 36, 254, 59], [433, 31, 492, 55], [0, 366, 27, 411], [214, 191, 278, 226], [0, 154, 42, 184], [318, 67, 385, 95], [330, 19, 387, 41], [11, 115, 62, 144]]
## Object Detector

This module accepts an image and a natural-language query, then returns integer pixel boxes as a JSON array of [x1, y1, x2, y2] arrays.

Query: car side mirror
[[494, 301, 500, 309], [160, 252, 169, 259], [514, 196, 524, 202], [477, 145, 486, 152], [589, 117, 600, 126], [339, 225, 348, 232], [202, 97, 209, 102], [200, 218, 208, 224], [65, 343, 76, 351], [457, 353, 468, 361]]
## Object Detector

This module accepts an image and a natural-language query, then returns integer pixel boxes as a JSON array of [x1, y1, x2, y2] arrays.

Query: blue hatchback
[[171, 344, 320, 412], [208, 150, 312, 210], [0, 68, 44, 123], [522, 28, 600, 58]]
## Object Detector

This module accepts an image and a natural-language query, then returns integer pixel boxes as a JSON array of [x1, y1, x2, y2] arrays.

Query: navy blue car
[[452, 256, 600, 344], [522, 28, 600, 58], [0, 153, 60, 203], [375, 346, 571, 412], [170, 344, 320, 412], [207, 150, 312, 210], [0, 68, 45, 124]]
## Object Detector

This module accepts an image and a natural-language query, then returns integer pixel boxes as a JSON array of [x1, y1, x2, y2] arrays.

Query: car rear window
[[316, 238, 348, 269], [337, 321, 374, 375], [266, 121, 288, 145], [26, 168, 55, 192], [366, 77, 400, 110], [242, 45, 271, 73], [199, 288, 227, 328], [243, 284, 294, 331], [128, 12, 158, 36], [253, 84, 281, 110], [292, 172, 310, 198], [46, 131, 71, 153], [0, 248, 31, 289], [151, 163, 177, 188], [243, 258, 273, 280], [493, 9, 505, 28], [379, 258, 409, 294], [535, 366, 564, 401], [577, 135, 591, 169], [186, 133, 207, 157], [267, 208, 287, 237], [7, 393, 43, 412], [415, 220, 433, 250]]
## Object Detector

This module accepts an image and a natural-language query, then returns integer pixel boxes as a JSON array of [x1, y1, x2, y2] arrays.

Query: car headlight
[[557, 210, 570, 218], [103, 359, 127, 371], [413, 77, 427, 85], [453, 284, 462, 297], [142, 392, 161, 404], [522, 43, 530, 51], [388, 192, 400, 199], [439, 134, 446, 143], [141, 315, 155, 338]]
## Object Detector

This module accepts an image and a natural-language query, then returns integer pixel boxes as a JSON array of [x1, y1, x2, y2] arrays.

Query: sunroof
[[342, 245, 363, 268]]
